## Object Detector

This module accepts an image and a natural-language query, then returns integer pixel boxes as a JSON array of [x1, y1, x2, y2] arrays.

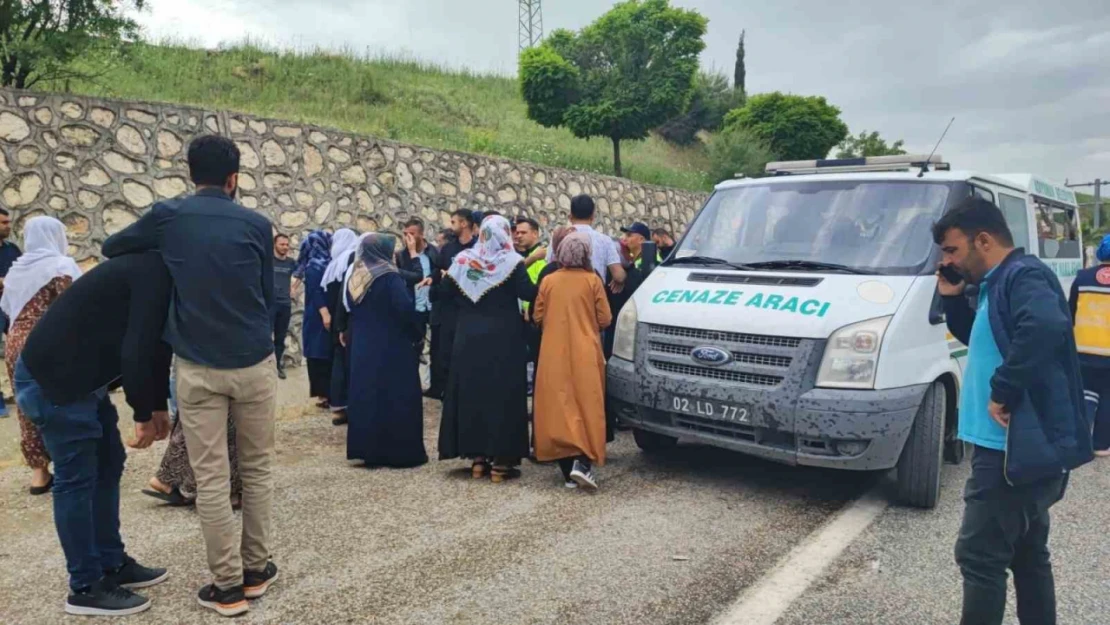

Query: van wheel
[[633, 428, 678, 453], [896, 382, 945, 509]]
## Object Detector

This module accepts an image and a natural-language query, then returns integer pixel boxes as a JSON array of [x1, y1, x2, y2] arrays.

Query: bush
[[707, 126, 776, 184], [724, 92, 848, 161], [657, 72, 745, 146]]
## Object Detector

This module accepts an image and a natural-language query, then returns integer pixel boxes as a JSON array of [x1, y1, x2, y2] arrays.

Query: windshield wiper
[[665, 256, 754, 271], [745, 260, 870, 275]]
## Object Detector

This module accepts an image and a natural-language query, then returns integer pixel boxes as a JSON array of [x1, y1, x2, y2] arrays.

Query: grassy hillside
[[40, 41, 712, 191]]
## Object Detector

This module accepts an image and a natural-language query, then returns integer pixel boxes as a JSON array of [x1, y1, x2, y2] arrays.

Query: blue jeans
[[13, 357, 126, 592]]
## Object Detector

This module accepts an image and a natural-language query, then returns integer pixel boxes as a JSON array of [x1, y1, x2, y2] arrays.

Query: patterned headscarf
[[344, 233, 399, 310], [293, 230, 332, 279], [447, 215, 523, 303], [555, 231, 593, 272], [1098, 234, 1110, 263]]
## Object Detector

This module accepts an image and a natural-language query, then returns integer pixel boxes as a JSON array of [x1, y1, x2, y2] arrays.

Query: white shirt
[[546, 224, 622, 279]]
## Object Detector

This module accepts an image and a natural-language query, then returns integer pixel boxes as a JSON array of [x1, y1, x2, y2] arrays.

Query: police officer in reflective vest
[[1069, 233, 1110, 457], [620, 222, 661, 269]]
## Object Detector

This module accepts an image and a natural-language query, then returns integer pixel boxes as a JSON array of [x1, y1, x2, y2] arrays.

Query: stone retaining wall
[[0, 88, 709, 363]]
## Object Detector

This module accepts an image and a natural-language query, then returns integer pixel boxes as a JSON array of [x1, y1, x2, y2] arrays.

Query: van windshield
[[673, 180, 953, 275]]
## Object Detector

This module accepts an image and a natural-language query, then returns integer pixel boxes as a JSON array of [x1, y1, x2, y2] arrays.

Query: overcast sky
[[135, 0, 1109, 188]]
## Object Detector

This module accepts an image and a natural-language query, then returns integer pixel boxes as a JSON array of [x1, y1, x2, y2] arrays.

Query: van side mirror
[[929, 290, 946, 325], [641, 241, 659, 274]]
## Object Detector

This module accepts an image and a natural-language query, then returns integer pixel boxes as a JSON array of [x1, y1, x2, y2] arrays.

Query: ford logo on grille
[[690, 346, 732, 367]]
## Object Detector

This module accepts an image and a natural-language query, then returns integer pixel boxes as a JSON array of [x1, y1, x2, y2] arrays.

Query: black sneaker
[[105, 555, 169, 590], [197, 584, 249, 617], [66, 579, 151, 617], [244, 561, 279, 599], [569, 459, 598, 492], [277, 367, 287, 380]]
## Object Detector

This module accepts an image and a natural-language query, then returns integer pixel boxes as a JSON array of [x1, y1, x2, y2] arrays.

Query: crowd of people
[[284, 191, 661, 486], [0, 134, 668, 618], [3, 132, 1108, 624]]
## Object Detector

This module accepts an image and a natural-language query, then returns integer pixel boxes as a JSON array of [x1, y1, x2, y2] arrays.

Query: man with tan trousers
[[103, 135, 279, 618]]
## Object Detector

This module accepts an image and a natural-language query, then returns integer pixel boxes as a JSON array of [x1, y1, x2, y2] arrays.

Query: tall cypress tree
[[734, 30, 746, 93]]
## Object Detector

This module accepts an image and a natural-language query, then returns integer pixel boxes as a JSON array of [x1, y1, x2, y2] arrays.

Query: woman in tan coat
[[533, 231, 613, 491]]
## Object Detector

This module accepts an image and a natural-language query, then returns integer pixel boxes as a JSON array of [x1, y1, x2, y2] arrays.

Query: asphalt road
[[1, 366, 1107, 624]]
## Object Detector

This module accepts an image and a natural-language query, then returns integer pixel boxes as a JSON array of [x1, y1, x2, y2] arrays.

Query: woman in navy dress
[[343, 233, 428, 468], [297, 230, 333, 407]]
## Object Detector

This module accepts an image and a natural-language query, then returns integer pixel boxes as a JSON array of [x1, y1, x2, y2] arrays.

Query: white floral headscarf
[[446, 215, 523, 303]]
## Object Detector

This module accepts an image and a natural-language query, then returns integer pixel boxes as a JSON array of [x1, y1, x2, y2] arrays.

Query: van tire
[[633, 428, 678, 453], [896, 382, 945, 509]]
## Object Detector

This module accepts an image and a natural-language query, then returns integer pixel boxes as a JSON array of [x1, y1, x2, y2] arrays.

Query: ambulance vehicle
[[607, 155, 1082, 508]]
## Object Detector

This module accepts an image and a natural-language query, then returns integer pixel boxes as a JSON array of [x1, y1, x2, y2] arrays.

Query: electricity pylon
[[519, 0, 544, 52]]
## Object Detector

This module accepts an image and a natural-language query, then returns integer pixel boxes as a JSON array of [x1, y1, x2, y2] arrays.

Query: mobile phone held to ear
[[938, 264, 963, 285]]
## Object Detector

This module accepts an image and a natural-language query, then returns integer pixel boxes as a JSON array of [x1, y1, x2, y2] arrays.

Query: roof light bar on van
[[765, 154, 950, 176]]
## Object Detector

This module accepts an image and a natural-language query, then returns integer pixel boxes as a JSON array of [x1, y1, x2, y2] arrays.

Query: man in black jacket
[[101, 135, 279, 617], [395, 218, 439, 375], [427, 209, 478, 399], [13, 252, 173, 617], [934, 196, 1092, 625]]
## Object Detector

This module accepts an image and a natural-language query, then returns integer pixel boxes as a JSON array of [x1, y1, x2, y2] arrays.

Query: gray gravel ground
[[6, 366, 1103, 625], [778, 454, 1110, 625], [1, 367, 871, 625]]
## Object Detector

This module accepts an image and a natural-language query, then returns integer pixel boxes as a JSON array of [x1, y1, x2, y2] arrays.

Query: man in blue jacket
[[934, 196, 1093, 625]]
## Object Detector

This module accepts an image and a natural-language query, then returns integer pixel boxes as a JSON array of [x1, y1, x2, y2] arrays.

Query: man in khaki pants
[[103, 136, 279, 618]]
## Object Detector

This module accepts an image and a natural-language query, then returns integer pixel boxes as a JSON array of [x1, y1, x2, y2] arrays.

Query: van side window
[[971, 186, 994, 203], [998, 194, 1031, 250], [1034, 200, 1080, 259]]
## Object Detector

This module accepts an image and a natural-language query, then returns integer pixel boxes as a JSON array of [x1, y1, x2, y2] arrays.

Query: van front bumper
[[607, 357, 928, 471]]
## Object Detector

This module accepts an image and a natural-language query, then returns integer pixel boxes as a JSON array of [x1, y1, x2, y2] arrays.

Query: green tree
[[519, 0, 707, 177], [723, 92, 848, 161], [657, 71, 745, 146], [0, 0, 144, 89], [707, 125, 776, 184], [835, 130, 907, 159], [734, 30, 745, 92]]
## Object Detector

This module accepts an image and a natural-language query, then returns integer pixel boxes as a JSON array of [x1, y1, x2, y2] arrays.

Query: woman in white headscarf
[[437, 215, 537, 483], [1, 216, 82, 495], [321, 228, 360, 423]]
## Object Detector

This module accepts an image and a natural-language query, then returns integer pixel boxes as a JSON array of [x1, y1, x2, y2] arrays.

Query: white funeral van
[[607, 155, 1082, 508]]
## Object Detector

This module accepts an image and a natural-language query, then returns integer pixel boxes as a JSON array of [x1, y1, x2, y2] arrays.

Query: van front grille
[[649, 360, 783, 388], [648, 342, 792, 369], [649, 325, 801, 350]]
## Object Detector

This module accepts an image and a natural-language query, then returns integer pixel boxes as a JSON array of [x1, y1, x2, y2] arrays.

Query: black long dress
[[438, 264, 536, 463], [346, 272, 428, 468], [326, 258, 354, 412]]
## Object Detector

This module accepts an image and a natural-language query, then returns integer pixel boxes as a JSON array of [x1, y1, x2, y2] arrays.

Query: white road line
[[714, 486, 890, 625]]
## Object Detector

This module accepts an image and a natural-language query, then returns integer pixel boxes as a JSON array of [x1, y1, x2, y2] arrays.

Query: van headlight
[[612, 299, 638, 362], [816, 316, 892, 389]]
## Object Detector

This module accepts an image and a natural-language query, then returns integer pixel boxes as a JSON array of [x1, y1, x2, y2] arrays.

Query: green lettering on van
[[800, 299, 822, 316], [763, 294, 784, 310]]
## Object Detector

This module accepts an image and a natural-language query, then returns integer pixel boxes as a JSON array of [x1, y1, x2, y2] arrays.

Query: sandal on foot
[[471, 461, 490, 479], [29, 475, 54, 496], [490, 466, 521, 484], [141, 486, 193, 507]]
